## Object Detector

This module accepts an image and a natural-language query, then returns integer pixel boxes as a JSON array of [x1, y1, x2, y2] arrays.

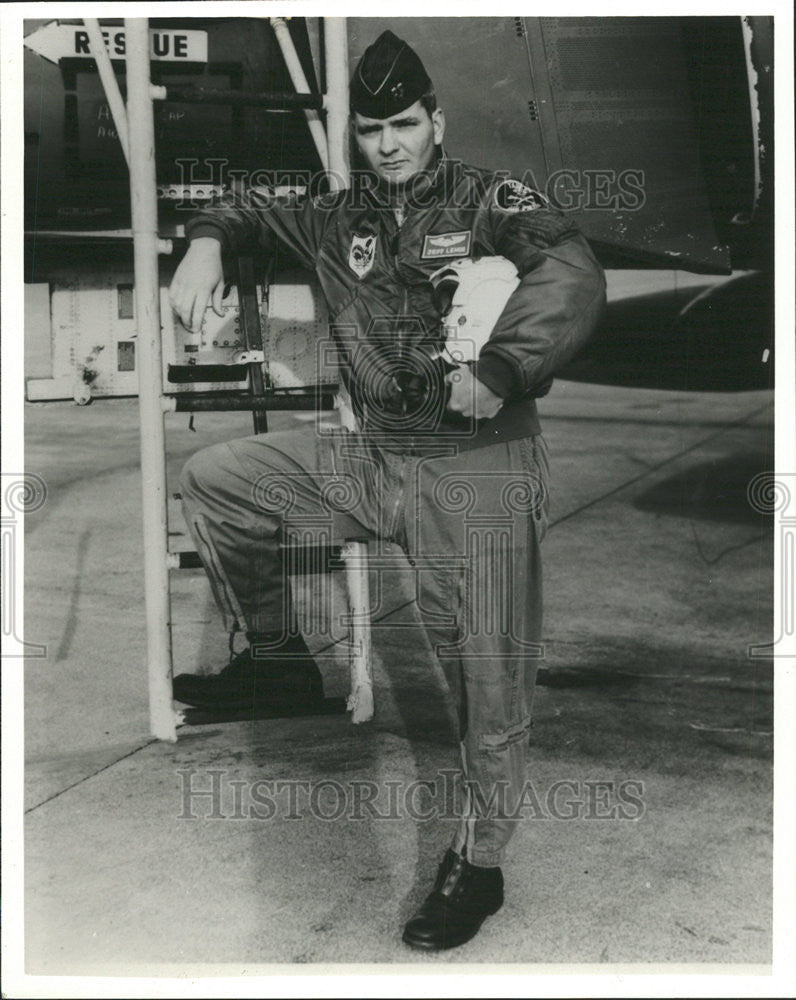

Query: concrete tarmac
[[22, 380, 773, 974]]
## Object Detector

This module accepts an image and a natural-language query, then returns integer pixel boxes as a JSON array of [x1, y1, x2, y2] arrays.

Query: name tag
[[421, 230, 472, 259]]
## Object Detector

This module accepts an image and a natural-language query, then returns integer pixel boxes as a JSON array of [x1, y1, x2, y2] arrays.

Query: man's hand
[[445, 365, 503, 420], [168, 237, 226, 333]]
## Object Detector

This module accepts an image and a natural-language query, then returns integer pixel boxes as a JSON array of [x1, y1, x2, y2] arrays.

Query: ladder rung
[[168, 364, 249, 384], [171, 545, 345, 574], [169, 389, 338, 412], [161, 87, 324, 110], [172, 551, 203, 569]]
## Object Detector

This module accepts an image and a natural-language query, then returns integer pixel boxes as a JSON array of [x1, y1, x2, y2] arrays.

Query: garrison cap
[[350, 30, 431, 119]]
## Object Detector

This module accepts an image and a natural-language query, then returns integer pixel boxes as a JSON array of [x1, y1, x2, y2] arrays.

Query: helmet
[[429, 256, 520, 366]]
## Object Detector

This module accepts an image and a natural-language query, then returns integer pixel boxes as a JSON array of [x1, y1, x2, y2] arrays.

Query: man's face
[[352, 100, 445, 187]]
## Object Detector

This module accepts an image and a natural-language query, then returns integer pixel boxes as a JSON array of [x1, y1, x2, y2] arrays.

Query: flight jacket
[[186, 153, 606, 450]]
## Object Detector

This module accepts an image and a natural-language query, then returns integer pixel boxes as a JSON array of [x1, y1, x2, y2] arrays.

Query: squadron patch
[[421, 230, 472, 259], [493, 179, 548, 213], [348, 233, 377, 278]]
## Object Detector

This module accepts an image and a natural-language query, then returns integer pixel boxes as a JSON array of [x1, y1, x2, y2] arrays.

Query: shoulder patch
[[494, 179, 548, 213]]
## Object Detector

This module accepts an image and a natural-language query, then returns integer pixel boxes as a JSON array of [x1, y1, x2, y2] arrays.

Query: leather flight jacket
[[186, 154, 607, 449]]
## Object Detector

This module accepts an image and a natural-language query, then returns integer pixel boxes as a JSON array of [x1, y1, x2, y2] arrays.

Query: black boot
[[402, 849, 504, 951], [172, 631, 324, 710]]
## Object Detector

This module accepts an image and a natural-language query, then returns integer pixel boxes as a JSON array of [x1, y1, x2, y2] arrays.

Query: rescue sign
[[24, 22, 208, 64]]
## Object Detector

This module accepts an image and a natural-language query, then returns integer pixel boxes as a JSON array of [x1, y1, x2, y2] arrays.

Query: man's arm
[[471, 181, 606, 400], [169, 186, 336, 332]]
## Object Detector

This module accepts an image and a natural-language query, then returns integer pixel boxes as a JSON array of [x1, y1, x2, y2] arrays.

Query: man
[[169, 29, 605, 951]]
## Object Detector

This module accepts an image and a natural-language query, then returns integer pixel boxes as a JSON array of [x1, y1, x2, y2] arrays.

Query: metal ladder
[[89, 17, 372, 740]]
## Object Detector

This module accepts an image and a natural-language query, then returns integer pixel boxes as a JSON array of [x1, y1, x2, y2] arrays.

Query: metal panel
[[28, 267, 336, 400], [264, 272, 336, 389], [531, 17, 728, 271]]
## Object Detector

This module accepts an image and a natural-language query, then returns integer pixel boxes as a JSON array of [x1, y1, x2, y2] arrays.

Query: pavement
[[20, 379, 774, 975]]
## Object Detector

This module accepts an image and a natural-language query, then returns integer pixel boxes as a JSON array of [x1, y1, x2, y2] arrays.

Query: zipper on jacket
[[398, 283, 410, 364], [393, 216, 407, 363]]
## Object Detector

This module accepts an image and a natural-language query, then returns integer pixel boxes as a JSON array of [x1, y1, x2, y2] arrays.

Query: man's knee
[[180, 442, 235, 500]]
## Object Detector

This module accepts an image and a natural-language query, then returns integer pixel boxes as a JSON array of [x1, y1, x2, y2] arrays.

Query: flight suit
[[180, 155, 605, 865]]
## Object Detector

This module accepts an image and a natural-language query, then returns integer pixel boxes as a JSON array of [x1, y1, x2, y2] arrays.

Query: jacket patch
[[421, 230, 472, 259], [494, 179, 548, 213], [348, 233, 377, 278]]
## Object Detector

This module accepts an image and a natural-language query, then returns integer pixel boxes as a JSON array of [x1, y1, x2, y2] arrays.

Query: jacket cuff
[[185, 219, 230, 250], [472, 353, 522, 399]]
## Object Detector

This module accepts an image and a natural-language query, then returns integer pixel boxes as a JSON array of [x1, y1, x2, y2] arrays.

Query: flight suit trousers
[[180, 425, 550, 867]]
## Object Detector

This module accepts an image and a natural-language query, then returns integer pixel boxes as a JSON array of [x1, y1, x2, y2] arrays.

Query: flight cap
[[350, 30, 432, 120]]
